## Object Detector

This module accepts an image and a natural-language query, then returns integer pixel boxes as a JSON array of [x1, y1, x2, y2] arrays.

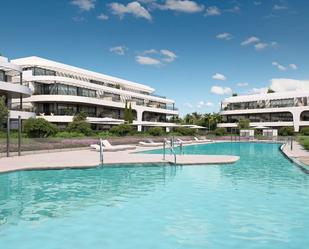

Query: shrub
[[278, 126, 294, 136], [300, 127, 309, 136], [173, 127, 197, 136], [73, 112, 87, 122], [299, 137, 309, 150], [67, 112, 93, 136], [0, 96, 8, 128], [148, 127, 164, 136], [237, 119, 250, 129], [23, 118, 58, 138], [95, 131, 114, 138], [55, 131, 85, 138], [110, 124, 134, 136], [214, 127, 226, 136], [67, 121, 92, 136]]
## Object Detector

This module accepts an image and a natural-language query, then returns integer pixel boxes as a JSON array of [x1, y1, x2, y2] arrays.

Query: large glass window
[[223, 112, 293, 123], [301, 111, 309, 121], [34, 82, 52, 95], [0, 70, 5, 82], [33, 67, 56, 76], [270, 98, 294, 108], [68, 85, 77, 95], [58, 84, 68, 95], [79, 105, 96, 116]]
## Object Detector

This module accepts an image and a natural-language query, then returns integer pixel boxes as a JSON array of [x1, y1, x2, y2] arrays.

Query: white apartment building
[[218, 91, 309, 132], [11, 56, 178, 131], [0, 56, 35, 124]]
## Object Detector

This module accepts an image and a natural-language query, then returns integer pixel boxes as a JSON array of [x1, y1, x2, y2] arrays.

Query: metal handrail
[[170, 146, 177, 164], [162, 138, 177, 164], [99, 138, 104, 165]]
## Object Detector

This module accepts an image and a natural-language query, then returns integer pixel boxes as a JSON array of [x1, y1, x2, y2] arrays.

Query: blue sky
[[1, 0, 309, 116]]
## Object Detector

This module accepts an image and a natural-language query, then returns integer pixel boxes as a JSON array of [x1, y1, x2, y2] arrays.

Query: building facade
[[12, 56, 178, 131], [218, 91, 309, 132], [0, 56, 35, 126]]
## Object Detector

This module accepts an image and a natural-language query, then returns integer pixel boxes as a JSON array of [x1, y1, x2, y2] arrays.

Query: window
[[270, 98, 294, 108], [0, 70, 6, 82], [68, 85, 77, 95], [33, 67, 56, 76]]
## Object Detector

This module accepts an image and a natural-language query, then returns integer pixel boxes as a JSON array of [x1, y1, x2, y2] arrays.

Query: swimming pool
[[0, 142, 308, 249]]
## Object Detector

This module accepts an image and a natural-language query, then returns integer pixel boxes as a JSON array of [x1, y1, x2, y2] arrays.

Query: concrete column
[[136, 109, 143, 132], [166, 127, 170, 133], [292, 110, 301, 132]]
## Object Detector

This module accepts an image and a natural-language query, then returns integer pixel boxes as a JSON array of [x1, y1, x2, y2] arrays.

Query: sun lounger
[[194, 137, 212, 143], [139, 139, 163, 147], [90, 140, 136, 151], [176, 138, 192, 144]]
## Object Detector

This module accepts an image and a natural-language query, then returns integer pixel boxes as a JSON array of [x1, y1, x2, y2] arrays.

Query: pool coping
[[0, 141, 242, 174], [280, 143, 309, 174]]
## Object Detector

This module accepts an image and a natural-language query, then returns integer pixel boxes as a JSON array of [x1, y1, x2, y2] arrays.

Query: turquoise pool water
[[0, 142, 309, 249]]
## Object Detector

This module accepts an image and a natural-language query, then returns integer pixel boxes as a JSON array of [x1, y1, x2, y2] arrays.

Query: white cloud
[[143, 49, 157, 54], [272, 61, 287, 71], [184, 102, 193, 108], [237, 82, 249, 87], [254, 42, 268, 50], [136, 56, 161, 65], [160, 49, 177, 62], [158, 0, 204, 13], [241, 36, 260, 46], [248, 87, 268, 94], [137, 49, 177, 65], [110, 1, 152, 20], [205, 6, 221, 16], [211, 86, 232, 95], [110, 46, 127, 55], [289, 64, 298, 70], [226, 6, 240, 13], [272, 61, 298, 71], [247, 78, 309, 95], [97, 14, 109, 21], [197, 101, 214, 108], [216, 32, 233, 40], [71, 0, 95, 11], [273, 5, 288, 10], [270, 78, 309, 92], [212, 73, 226, 81], [241, 37, 278, 51]]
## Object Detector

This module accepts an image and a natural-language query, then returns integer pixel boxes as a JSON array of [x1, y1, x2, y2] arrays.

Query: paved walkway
[[0, 144, 239, 174], [281, 141, 309, 166]]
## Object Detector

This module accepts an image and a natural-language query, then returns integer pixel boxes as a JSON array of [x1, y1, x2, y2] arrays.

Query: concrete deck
[[281, 141, 309, 167], [0, 144, 240, 174]]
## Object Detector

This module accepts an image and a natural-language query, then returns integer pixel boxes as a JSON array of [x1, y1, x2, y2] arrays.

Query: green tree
[[148, 127, 164, 136], [23, 118, 58, 138], [214, 127, 226, 136], [0, 96, 9, 129], [72, 112, 87, 122], [128, 103, 133, 124], [232, 93, 238, 96], [124, 101, 129, 123], [67, 112, 93, 136], [237, 119, 250, 129], [170, 115, 182, 124], [267, 88, 275, 93], [110, 124, 134, 136], [278, 127, 294, 136]]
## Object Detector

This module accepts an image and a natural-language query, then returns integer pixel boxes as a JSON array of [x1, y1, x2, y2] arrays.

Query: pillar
[[292, 110, 301, 132], [136, 109, 143, 132]]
